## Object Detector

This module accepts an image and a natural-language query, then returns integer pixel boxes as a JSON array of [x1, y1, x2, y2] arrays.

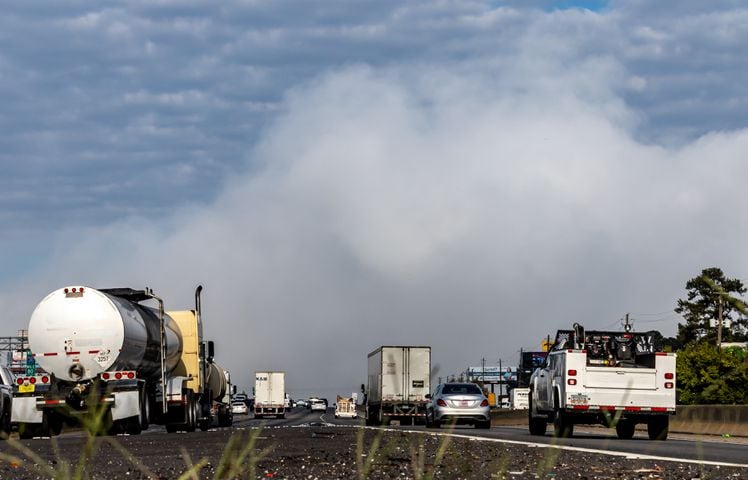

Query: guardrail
[[489, 405, 748, 437]]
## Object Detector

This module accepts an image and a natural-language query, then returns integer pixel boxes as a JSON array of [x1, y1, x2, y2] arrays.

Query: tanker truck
[[11, 285, 233, 438]]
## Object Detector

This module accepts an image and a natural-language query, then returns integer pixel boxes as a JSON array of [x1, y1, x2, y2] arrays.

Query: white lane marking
[[368, 427, 748, 469]]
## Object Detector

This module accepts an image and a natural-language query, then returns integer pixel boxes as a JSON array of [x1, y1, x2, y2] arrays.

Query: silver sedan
[[426, 383, 491, 429]]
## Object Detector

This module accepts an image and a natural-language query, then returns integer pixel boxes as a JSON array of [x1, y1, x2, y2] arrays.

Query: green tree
[[674, 267, 747, 345], [676, 342, 748, 404]]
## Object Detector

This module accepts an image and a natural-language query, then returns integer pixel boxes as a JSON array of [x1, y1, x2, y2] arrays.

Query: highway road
[[2, 407, 747, 478], [230, 407, 748, 467]]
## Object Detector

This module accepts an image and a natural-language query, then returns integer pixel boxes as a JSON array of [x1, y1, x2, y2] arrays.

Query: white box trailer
[[510, 387, 530, 410], [366, 346, 430, 425], [254, 371, 285, 419]]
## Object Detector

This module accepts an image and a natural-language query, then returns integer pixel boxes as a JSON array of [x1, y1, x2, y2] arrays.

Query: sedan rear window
[[442, 384, 482, 395]]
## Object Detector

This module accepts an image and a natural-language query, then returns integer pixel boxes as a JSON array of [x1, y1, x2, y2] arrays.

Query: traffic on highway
[[1, 285, 747, 478]]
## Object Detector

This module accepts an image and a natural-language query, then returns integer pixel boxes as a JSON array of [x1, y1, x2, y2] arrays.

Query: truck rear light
[[16, 378, 24, 385], [652, 407, 667, 412], [665, 382, 674, 389], [568, 369, 577, 376], [102, 372, 110, 380], [567, 379, 577, 385], [664, 373, 674, 380], [656, 352, 667, 356], [480, 399, 489, 407], [127, 372, 135, 379], [41, 376, 49, 384], [115, 372, 122, 380], [436, 399, 447, 407], [29, 377, 37, 384]]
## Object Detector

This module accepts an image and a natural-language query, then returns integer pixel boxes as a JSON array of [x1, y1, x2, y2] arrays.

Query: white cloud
[[4, 61, 747, 397]]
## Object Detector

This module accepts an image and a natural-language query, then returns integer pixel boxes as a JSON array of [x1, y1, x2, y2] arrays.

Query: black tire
[[18, 423, 35, 440], [553, 410, 573, 438], [185, 393, 197, 432], [139, 387, 150, 431], [166, 424, 178, 433], [125, 417, 142, 435], [615, 419, 635, 439], [528, 396, 547, 436], [647, 415, 669, 441], [49, 414, 63, 436], [1, 406, 11, 438], [37, 411, 51, 438], [425, 411, 434, 428]]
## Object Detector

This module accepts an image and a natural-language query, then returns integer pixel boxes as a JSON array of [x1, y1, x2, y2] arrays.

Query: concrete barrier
[[490, 406, 748, 437], [671, 405, 748, 437]]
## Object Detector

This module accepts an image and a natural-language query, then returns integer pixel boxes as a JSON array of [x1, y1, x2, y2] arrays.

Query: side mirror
[[425, 394, 432, 399], [360, 383, 366, 394], [232, 385, 237, 395]]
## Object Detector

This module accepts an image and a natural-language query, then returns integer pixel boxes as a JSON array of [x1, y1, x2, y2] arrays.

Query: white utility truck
[[12, 286, 233, 438], [529, 323, 676, 440], [254, 371, 285, 418], [365, 346, 430, 425]]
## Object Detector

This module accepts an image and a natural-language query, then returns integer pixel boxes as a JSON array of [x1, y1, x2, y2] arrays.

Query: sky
[[1, 0, 747, 400]]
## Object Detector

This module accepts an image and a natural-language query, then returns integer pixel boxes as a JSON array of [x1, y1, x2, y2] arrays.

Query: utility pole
[[624, 313, 632, 332], [717, 295, 723, 350], [481, 357, 486, 384]]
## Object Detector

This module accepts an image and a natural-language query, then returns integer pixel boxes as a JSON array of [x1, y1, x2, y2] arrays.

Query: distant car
[[426, 383, 490, 429], [231, 401, 248, 415], [296, 399, 308, 408], [310, 399, 327, 412]]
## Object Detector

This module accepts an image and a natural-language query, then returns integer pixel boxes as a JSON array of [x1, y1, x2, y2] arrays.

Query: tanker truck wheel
[[185, 391, 197, 432], [1, 405, 11, 438], [139, 386, 150, 431], [18, 423, 35, 440]]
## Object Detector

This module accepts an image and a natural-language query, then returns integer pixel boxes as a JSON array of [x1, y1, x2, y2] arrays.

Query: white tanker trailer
[[12, 285, 233, 438]]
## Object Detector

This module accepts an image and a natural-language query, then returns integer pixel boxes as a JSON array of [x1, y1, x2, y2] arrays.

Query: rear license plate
[[19, 384, 35, 393]]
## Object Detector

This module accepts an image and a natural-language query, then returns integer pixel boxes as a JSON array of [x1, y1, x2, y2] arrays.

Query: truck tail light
[[436, 399, 447, 407], [127, 371, 135, 379], [568, 369, 577, 376], [568, 379, 577, 385], [16, 378, 24, 385], [29, 377, 37, 384], [115, 372, 122, 380], [665, 382, 674, 389], [480, 399, 489, 407], [102, 372, 110, 380], [41, 376, 49, 384], [664, 373, 674, 380]]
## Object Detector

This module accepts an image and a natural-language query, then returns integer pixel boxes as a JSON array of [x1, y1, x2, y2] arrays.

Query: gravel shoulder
[[1, 425, 747, 479]]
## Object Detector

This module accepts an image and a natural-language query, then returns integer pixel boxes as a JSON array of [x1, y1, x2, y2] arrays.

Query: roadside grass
[[0, 402, 272, 480]]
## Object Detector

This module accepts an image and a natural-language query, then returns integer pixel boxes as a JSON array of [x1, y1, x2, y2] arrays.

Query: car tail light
[[480, 399, 489, 407], [664, 372, 674, 380], [665, 382, 674, 389], [568, 379, 577, 385], [568, 369, 577, 376], [436, 399, 447, 407]]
